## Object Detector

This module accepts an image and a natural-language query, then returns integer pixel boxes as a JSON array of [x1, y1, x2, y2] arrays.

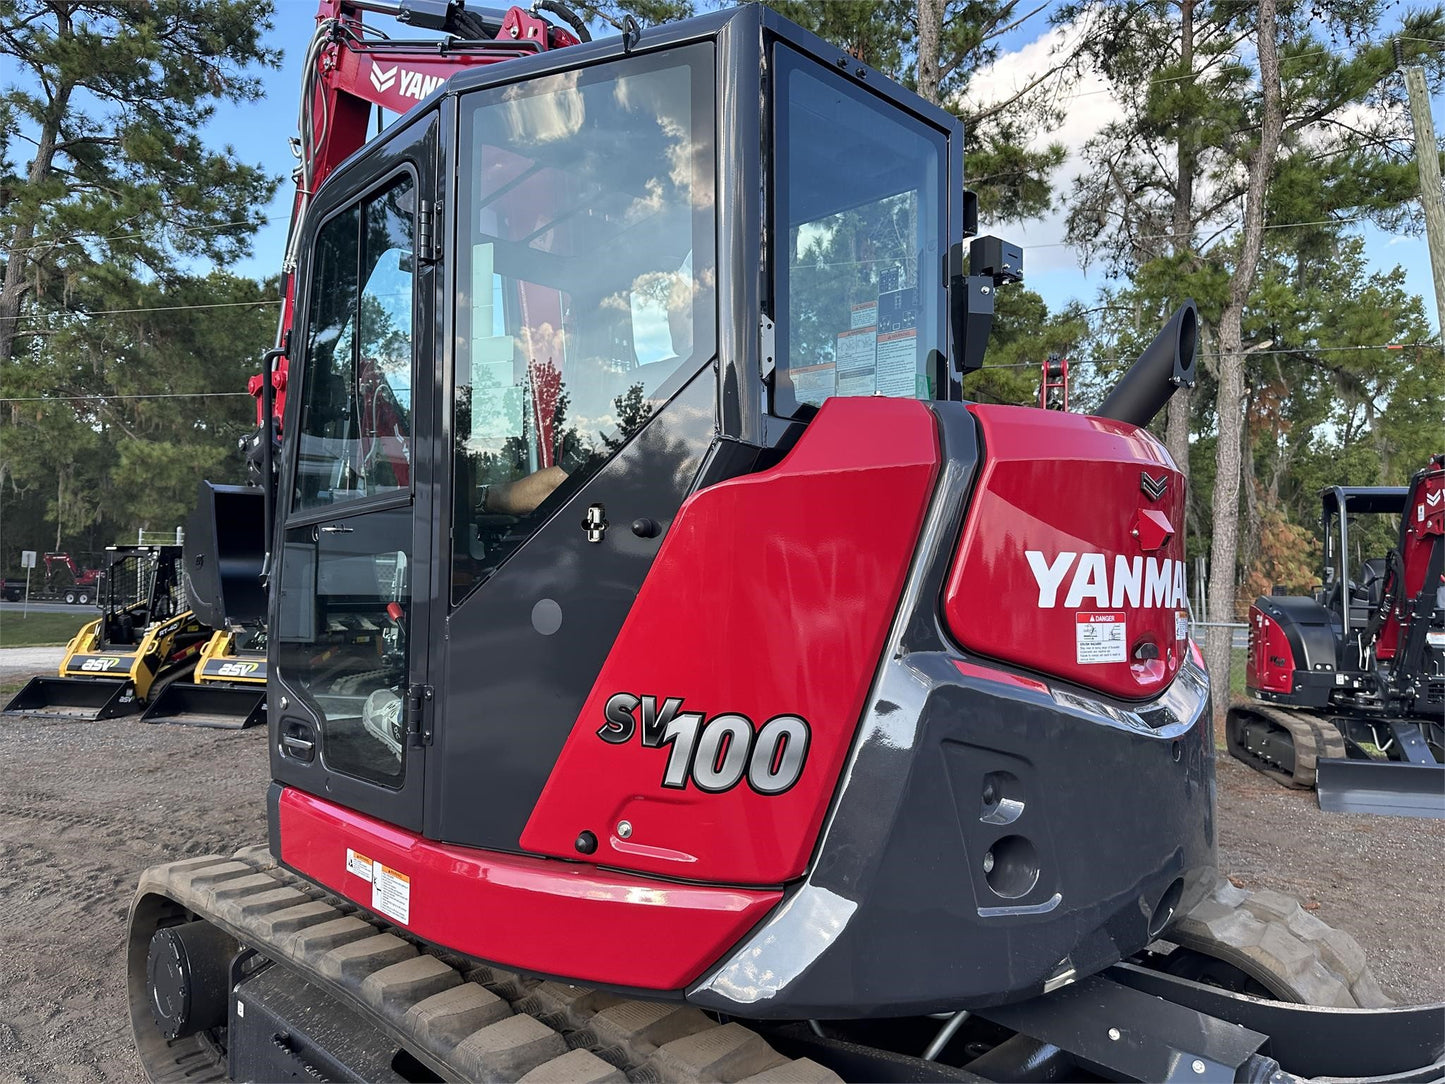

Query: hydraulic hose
[[534, 0, 591, 41]]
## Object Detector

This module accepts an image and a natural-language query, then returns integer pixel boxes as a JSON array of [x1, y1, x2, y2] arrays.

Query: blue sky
[[213, 0, 1445, 335]]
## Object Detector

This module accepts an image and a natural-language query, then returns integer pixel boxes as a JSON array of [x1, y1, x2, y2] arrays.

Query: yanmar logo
[[369, 64, 445, 101], [1027, 551, 1187, 609]]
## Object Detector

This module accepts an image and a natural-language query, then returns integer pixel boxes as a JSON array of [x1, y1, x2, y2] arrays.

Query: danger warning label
[[346, 848, 373, 882], [1076, 612, 1127, 664], [372, 862, 411, 925]]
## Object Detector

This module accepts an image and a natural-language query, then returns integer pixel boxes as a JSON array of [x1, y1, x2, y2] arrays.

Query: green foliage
[[1, 273, 277, 567], [0, 0, 282, 362], [972, 286, 1088, 406], [1066, 0, 1444, 606], [0, 0, 282, 567]]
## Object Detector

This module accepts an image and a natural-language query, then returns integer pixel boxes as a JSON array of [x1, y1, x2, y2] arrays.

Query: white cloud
[[963, 15, 1124, 281]]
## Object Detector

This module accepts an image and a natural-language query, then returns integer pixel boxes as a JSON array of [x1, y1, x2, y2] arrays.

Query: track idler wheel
[[1166, 877, 1391, 1008], [146, 921, 238, 1042]]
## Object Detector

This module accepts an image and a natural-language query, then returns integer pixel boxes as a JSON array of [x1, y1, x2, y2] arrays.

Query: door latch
[[582, 504, 608, 543], [405, 683, 434, 747]]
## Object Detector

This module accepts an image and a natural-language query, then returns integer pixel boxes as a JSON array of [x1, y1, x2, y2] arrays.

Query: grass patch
[[1229, 646, 1247, 699], [0, 610, 89, 648]]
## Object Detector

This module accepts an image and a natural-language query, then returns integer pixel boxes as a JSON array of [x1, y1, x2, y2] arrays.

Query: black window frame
[[767, 42, 952, 420], [284, 165, 422, 530]]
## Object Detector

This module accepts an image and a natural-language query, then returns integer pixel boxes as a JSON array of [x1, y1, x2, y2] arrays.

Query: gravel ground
[[0, 673, 1440, 1083]]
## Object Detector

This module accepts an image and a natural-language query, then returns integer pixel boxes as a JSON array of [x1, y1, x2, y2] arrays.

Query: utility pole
[[1397, 40, 1445, 336]]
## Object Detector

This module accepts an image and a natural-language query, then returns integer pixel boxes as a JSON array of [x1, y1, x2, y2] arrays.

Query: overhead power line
[[983, 342, 1432, 369], [6, 215, 284, 258], [0, 392, 254, 403], [1023, 214, 1379, 250], [4, 299, 282, 324]]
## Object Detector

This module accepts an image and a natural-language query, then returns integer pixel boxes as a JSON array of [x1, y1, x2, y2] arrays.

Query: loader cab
[[268, 5, 977, 842], [1320, 486, 1407, 637], [99, 545, 184, 647]]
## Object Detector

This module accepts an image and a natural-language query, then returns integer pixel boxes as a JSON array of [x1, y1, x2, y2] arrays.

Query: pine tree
[[0, 0, 283, 367]]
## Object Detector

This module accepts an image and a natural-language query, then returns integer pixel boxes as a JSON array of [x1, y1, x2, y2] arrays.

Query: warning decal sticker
[[372, 863, 411, 925], [346, 848, 373, 882], [1076, 612, 1128, 664]]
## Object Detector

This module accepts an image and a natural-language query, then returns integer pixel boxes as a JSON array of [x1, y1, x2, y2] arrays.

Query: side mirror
[[948, 236, 1023, 376]]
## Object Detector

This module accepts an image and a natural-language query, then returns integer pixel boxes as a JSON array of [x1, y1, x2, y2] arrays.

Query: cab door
[[270, 116, 438, 832]]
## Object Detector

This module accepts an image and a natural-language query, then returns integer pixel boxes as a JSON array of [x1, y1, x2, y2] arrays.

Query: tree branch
[[968, 59, 1071, 124]]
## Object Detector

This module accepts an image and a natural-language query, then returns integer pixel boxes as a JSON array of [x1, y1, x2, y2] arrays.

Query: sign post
[[20, 550, 36, 618]]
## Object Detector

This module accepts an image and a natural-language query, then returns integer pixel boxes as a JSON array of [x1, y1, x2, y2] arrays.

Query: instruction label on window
[[372, 862, 411, 925], [1076, 612, 1128, 664], [836, 326, 878, 396], [875, 286, 918, 398], [792, 361, 836, 405], [346, 848, 373, 882], [876, 329, 917, 397], [850, 301, 878, 329]]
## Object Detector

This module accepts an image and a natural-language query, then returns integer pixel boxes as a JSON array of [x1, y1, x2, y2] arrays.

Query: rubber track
[[1169, 877, 1392, 1009], [128, 846, 840, 1084], [1226, 704, 1345, 789]]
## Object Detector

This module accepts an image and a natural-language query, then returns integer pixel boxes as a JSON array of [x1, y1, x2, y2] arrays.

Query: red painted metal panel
[[1377, 456, 1444, 661], [1246, 604, 1294, 694], [945, 405, 1187, 700], [950, 657, 1050, 694], [520, 397, 940, 885], [278, 787, 781, 990]]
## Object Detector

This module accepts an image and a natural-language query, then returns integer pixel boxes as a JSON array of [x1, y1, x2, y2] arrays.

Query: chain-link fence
[[1192, 621, 1250, 701]]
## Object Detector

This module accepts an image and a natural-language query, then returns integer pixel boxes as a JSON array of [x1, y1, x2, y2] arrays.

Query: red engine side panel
[[1246, 604, 1294, 693], [1376, 456, 1444, 661], [944, 405, 1187, 700], [277, 788, 781, 990], [520, 397, 940, 885]]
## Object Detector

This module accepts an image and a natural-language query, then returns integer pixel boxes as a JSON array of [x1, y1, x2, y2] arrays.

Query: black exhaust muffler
[[1096, 301, 1198, 427]]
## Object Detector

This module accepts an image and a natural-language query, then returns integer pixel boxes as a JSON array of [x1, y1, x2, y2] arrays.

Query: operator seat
[[1351, 557, 1388, 629]]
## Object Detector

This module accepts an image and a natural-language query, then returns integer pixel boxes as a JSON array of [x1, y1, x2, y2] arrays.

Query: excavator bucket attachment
[[2, 676, 137, 720], [1315, 758, 1445, 819], [139, 681, 265, 729]]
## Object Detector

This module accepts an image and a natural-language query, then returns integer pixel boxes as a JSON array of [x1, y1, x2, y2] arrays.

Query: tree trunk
[[0, 84, 72, 366], [916, 0, 945, 105], [1166, 1, 1196, 479], [1204, 0, 1282, 733], [1165, 387, 1192, 475]]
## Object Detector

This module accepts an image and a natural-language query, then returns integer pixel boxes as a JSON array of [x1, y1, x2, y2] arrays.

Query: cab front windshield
[[452, 45, 716, 602]]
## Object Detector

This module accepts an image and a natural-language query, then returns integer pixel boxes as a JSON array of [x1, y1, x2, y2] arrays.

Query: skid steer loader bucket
[[2, 676, 137, 720], [139, 681, 265, 729], [1315, 758, 1445, 819]]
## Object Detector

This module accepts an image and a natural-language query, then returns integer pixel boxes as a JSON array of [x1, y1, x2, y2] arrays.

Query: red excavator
[[125, 3, 1443, 1080], [1227, 457, 1445, 817]]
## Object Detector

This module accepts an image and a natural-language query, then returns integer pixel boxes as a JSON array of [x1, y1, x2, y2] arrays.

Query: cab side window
[[293, 177, 416, 512]]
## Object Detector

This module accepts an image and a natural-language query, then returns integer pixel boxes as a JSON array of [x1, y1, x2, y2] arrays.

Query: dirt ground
[[0, 679, 1441, 1084]]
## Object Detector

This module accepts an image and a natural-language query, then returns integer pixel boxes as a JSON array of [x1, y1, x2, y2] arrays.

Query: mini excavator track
[[1225, 703, 1346, 789], [126, 847, 839, 1083], [1163, 877, 1391, 1008]]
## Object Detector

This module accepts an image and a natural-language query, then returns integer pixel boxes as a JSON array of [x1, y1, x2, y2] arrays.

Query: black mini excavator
[[124, 4, 1443, 1081], [1228, 456, 1445, 817]]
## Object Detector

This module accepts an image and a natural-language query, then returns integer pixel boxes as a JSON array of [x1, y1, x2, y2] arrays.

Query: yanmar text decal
[[1027, 551, 1186, 609], [597, 693, 810, 795]]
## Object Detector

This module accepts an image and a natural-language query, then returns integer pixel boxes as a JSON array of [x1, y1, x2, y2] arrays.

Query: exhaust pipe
[[1096, 301, 1198, 427]]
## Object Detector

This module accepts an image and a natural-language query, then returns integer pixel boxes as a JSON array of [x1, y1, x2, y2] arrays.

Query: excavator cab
[[124, 7, 1445, 1081], [268, 6, 992, 836]]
